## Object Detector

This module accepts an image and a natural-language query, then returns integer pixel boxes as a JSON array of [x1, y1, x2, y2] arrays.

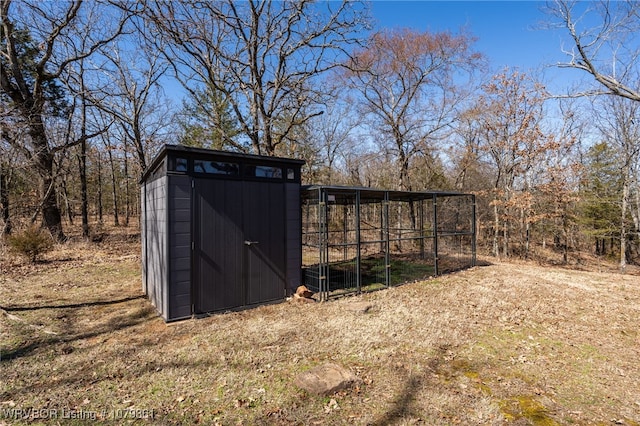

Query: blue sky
[[369, 1, 582, 92], [160, 1, 586, 103]]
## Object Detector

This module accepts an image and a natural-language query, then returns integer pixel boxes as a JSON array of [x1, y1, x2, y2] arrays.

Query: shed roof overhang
[[301, 185, 473, 204], [141, 144, 306, 183]]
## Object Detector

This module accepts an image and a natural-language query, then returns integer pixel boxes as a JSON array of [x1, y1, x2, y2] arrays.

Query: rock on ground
[[294, 363, 361, 395], [344, 301, 373, 313]]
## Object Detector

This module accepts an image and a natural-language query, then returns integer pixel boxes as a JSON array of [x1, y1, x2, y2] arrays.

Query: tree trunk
[[132, 121, 147, 175], [502, 187, 510, 257], [620, 167, 629, 270], [492, 200, 499, 257], [397, 148, 410, 191], [124, 145, 130, 227], [34, 137, 65, 241], [97, 151, 104, 225], [633, 179, 640, 260], [520, 206, 530, 258], [632, 180, 640, 242], [60, 175, 74, 225], [632, 175, 640, 238], [503, 221, 509, 257], [78, 138, 89, 238], [107, 146, 120, 226], [0, 162, 11, 236], [78, 66, 90, 239], [525, 218, 530, 258], [562, 212, 568, 264]]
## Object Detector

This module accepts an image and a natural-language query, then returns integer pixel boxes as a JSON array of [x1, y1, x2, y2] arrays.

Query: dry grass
[[1, 226, 640, 425]]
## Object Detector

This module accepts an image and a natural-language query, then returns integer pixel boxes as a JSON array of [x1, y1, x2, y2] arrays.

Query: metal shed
[[140, 144, 304, 321]]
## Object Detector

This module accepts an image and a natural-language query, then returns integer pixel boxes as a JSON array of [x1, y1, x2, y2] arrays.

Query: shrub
[[8, 225, 54, 263]]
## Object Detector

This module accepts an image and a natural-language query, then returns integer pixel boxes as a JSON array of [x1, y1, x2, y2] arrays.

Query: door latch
[[244, 240, 259, 246]]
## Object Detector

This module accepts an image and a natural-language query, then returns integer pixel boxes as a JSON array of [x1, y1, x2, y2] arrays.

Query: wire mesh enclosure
[[302, 185, 476, 300]]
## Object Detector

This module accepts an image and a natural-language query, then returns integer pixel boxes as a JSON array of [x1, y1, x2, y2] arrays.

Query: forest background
[[1, 0, 640, 269]]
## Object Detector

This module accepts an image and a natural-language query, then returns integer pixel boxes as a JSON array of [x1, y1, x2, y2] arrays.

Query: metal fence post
[[472, 194, 477, 267], [384, 192, 391, 287], [433, 193, 439, 276], [319, 187, 328, 301], [355, 190, 361, 293], [419, 198, 425, 260]]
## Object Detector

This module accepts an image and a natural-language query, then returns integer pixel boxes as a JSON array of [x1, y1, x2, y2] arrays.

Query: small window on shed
[[287, 168, 295, 180], [194, 160, 239, 176], [151, 160, 165, 179], [245, 165, 282, 179], [172, 157, 188, 172]]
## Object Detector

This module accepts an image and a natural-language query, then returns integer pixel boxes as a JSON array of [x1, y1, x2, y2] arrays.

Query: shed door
[[243, 181, 286, 305], [194, 179, 244, 312], [193, 178, 286, 313]]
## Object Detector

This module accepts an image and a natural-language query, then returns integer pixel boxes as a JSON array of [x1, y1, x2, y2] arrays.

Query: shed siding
[[142, 176, 168, 321], [168, 175, 192, 320], [141, 186, 146, 295], [285, 182, 301, 293]]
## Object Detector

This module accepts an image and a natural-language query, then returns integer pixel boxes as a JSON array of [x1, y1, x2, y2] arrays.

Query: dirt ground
[[1, 230, 639, 425]]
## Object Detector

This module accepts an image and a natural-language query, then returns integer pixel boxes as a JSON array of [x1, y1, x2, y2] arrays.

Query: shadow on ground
[[0, 296, 154, 362], [0, 295, 146, 312]]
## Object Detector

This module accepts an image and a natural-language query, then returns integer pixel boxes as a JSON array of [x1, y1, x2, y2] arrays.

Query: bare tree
[[95, 40, 169, 175], [546, 0, 640, 265], [0, 135, 17, 235], [633, 143, 640, 256], [450, 104, 492, 192], [533, 99, 582, 263], [547, 0, 640, 101], [0, 0, 129, 240], [475, 70, 552, 257], [298, 92, 360, 184], [591, 95, 640, 269], [343, 28, 483, 191], [144, 0, 369, 156], [60, 54, 116, 239]]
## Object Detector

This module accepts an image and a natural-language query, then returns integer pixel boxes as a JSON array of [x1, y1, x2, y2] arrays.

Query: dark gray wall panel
[[142, 177, 168, 321], [172, 208, 191, 222], [170, 256, 191, 271], [168, 175, 192, 320], [141, 186, 146, 295], [173, 233, 191, 247], [285, 182, 302, 293], [172, 221, 191, 235]]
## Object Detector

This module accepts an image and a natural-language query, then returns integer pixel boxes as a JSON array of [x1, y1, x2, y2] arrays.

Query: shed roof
[[302, 185, 472, 204], [141, 144, 306, 182]]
